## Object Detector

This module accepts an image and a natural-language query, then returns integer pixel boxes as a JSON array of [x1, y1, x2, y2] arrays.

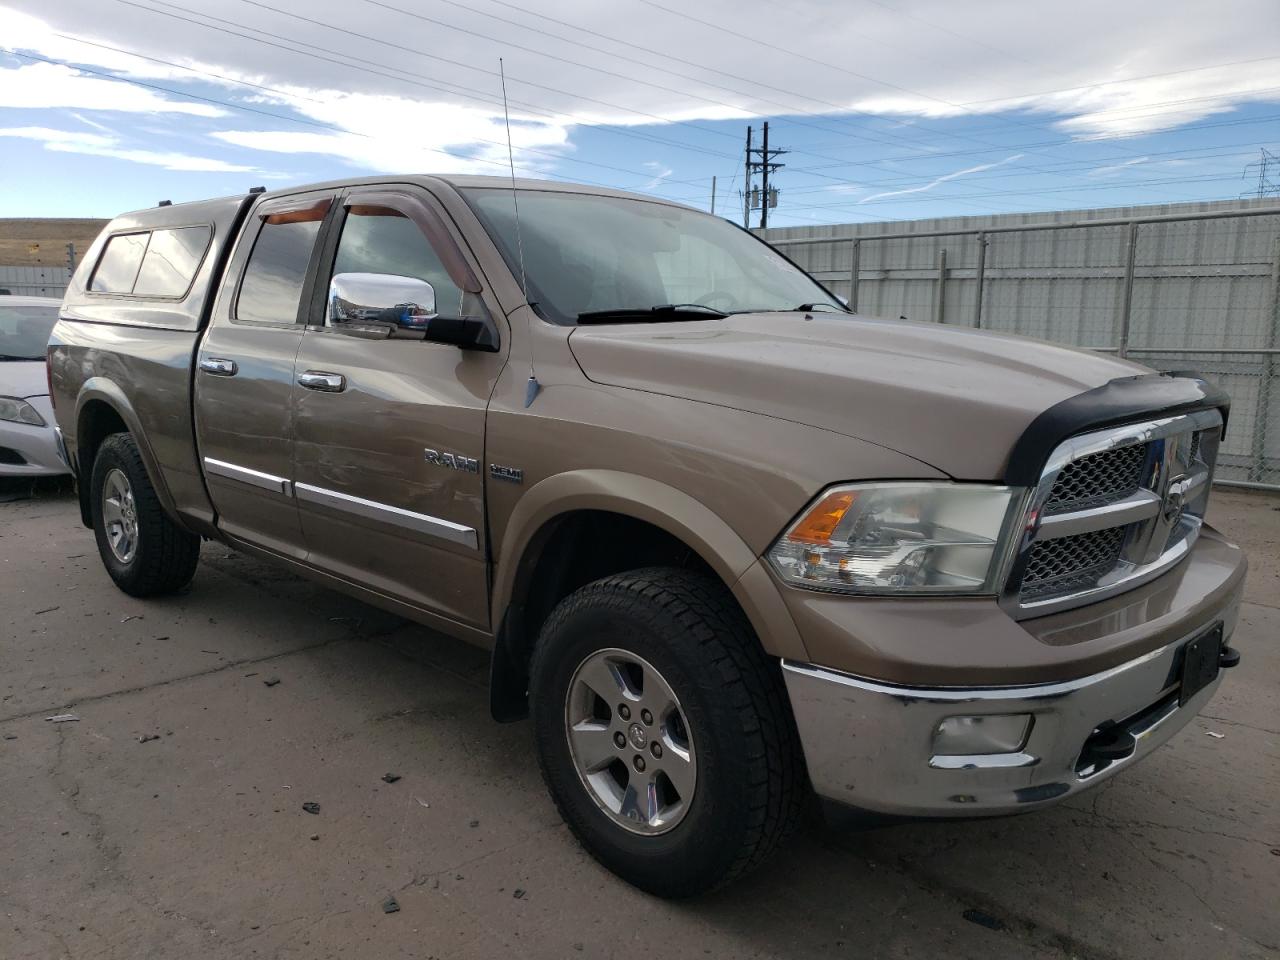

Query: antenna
[[499, 57, 539, 408]]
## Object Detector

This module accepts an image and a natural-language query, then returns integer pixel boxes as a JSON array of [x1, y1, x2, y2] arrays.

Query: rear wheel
[[90, 433, 199, 597], [530, 567, 805, 897]]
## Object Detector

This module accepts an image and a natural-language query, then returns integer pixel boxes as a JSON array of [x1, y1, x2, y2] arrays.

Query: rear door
[[291, 185, 506, 628], [195, 189, 337, 558]]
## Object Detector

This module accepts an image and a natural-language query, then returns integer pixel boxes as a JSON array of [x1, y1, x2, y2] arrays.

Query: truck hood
[[568, 312, 1149, 480], [0, 360, 50, 399]]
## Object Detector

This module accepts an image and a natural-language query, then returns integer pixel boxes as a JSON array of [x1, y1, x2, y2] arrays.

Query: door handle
[[297, 370, 346, 392], [199, 357, 238, 376]]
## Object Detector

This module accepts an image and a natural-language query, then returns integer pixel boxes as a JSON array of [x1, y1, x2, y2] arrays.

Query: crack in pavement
[[1113, 830, 1279, 955], [0, 635, 352, 727], [1198, 713, 1280, 737], [827, 835, 1126, 960], [1064, 809, 1275, 847]]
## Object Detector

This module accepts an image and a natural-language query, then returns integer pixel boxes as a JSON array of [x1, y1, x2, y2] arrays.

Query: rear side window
[[236, 204, 327, 325], [89, 226, 211, 297], [134, 227, 211, 297], [90, 232, 148, 293]]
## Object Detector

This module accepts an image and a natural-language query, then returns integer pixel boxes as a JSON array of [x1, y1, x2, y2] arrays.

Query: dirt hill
[[0, 218, 109, 268]]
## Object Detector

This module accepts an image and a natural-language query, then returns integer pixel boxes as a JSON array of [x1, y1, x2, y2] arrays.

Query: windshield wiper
[[0, 353, 43, 361], [729, 303, 845, 315], [577, 303, 728, 324]]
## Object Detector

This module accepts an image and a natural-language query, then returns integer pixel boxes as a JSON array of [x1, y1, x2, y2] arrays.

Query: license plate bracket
[[1179, 622, 1224, 706]]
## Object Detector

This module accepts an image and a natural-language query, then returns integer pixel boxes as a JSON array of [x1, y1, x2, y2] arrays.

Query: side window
[[134, 226, 211, 297], [331, 205, 467, 321], [89, 227, 213, 297], [236, 204, 327, 324], [90, 232, 148, 293]]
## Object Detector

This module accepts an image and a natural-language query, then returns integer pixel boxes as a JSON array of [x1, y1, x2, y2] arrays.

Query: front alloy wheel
[[566, 648, 696, 835], [530, 567, 805, 897]]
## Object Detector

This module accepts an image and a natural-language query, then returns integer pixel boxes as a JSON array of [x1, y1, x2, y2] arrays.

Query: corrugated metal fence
[[0, 265, 72, 298], [764, 199, 1280, 491]]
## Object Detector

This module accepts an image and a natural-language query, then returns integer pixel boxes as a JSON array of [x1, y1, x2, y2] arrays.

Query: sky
[[1, 0, 1279, 226]]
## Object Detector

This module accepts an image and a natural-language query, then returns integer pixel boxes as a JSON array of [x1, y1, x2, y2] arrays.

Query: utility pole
[[744, 121, 787, 229], [760, 122, 773, 229], [711, 175, 717, 216], [743, 125, 752, 228]]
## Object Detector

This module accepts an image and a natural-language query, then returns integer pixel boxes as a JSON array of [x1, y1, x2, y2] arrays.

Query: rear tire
[[90, 433, 199, 597], [529, 567, 805, 897]]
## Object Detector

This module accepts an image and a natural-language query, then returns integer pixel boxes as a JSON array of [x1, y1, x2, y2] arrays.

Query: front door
[[291, 186, 506, 628], [195, 190, 337, 558]]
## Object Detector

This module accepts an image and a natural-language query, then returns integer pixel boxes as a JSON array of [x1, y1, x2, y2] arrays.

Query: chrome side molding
[[203, 457, 291, 495], [201, 459, 479, 550], [293, 482, 478, 549]]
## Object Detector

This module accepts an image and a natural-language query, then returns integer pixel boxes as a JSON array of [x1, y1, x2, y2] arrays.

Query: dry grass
[[0, 218, 108, 267]]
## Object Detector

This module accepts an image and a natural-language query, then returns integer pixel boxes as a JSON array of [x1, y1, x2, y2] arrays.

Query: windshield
[[0, 303, 59, 361], [462, 188, 842, 323]]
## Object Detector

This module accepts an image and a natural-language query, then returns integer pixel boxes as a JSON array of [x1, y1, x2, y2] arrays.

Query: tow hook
[[1219, 646, 1241, 669]]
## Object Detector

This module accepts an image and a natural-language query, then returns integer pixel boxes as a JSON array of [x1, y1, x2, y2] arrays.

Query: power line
[[118, 0, 745, 158], [5, 43, 717, 190], [0, 48, 624, 188], [774, 170, 1273, 216], [114, 0, 1279, 206], [745, 143, 1277, 204], [303, 0, 1190, 196], [13, 8, 1276, 220], [852, 0, 1034, 65], [263, 0, 1263, 207], [632, 0, 1274, 177]]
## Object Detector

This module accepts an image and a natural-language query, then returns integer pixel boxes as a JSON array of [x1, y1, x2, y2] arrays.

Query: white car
[[0, 295, 69, 477]]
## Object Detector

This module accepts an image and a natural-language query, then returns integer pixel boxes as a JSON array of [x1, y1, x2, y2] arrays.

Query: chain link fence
[[766, 202, 1280, 490]]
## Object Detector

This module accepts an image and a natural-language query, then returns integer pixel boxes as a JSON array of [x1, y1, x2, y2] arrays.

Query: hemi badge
[[490, 464, 523, 484]]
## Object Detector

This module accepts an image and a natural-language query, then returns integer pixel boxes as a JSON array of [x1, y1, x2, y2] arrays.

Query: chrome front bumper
[[782, 610, 1238, 817]]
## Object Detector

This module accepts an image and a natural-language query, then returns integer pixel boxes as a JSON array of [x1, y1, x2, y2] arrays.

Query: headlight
[[767, 482, 1020, 595], [0, 396, 46, 427]]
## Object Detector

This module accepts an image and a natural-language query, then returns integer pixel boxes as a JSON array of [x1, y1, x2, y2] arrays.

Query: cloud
[[1089, 157, 1150, 177], [0, 126, 259, 171], [860, 154, 1025, 203], [1, 0, 1279, 196], [642, 160, 674, 188], [210, 88, 572, 175], [0, 61, 223, 116]]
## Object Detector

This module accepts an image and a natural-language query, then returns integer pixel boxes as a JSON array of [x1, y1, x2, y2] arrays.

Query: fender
[[73, 377, 187, 532], [491, 469, 809, 661]]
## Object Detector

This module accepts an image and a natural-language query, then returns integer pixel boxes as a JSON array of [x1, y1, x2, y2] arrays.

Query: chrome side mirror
[[327, 271, 499, 351], [329, 271, 437, 329]]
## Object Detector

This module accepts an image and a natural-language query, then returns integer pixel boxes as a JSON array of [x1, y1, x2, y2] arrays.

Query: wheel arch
[[73, 379, 180, 529], [488, 470, 807, 721]]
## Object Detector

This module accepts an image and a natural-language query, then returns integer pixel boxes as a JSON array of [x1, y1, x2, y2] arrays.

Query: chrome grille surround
[[1005, 408, 1222, 617]]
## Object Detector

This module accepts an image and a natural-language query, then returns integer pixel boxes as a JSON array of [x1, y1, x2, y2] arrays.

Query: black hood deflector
[[1003, 372, 1231, 487]]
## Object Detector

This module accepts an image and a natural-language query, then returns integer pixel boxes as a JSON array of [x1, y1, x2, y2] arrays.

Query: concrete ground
[[1, 485, 1277, 960]]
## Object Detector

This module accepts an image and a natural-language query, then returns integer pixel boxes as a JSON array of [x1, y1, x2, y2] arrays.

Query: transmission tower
[[742, 122, 787, 229], [1241, 147, 1280, 199]]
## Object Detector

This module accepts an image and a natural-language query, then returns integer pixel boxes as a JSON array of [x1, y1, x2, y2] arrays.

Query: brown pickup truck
[[48, 175, 1245, 897]]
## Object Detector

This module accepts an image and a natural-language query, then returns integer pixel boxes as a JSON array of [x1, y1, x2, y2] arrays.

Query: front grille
[[1044, 442, 1145, 513], [1011, 410, 1222, 612], [0, 446, 27, 465], [1021, 526, 1126, 600]]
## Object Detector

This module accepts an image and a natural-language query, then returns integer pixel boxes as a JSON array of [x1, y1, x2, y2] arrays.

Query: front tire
[[530, 567, 805, 897], [90, 433, 200, 597]]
